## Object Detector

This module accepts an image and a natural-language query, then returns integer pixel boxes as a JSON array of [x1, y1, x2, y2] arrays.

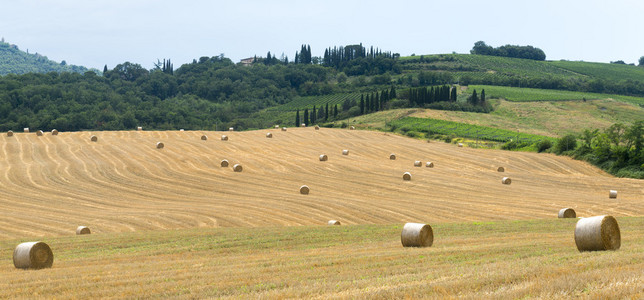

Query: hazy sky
[[1, 0, 643, 69]]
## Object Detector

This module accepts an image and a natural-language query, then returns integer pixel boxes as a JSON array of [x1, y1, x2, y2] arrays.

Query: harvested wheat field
[[0, 128, 642, 239], [1, 128, 644, 298]]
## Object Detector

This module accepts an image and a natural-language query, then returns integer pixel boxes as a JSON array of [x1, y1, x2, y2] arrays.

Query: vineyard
[[266, 92, 362, 112], [390, 117, 555, 144], [549, 60, 644, 82], [466, 85, 644, 105]]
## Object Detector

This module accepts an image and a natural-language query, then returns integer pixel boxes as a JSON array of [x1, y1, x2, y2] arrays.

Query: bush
[[555, 134, 577, 154], [536, 139, 553, 153], [406, 131, 421, 138]]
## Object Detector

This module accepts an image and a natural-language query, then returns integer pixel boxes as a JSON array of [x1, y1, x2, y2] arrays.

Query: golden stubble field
[[0, 127, 642, 239]]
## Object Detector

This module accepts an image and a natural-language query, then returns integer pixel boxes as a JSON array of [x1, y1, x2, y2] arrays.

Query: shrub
[[555, 134, 578, 154], [536, 139, 553, 153]]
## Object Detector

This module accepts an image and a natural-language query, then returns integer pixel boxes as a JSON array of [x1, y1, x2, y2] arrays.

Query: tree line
[[470, 41, 546, 61]]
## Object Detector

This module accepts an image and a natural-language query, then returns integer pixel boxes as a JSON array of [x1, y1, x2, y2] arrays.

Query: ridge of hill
[[0, 40, 94, 75]]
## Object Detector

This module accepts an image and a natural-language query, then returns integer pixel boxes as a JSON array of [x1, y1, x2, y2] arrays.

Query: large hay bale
[[300, 185, 310, 194], [314, 125, 320, 130], [156, 142, 164, 149], [7, 130, 13, 137], [342, 149, 349, 155], [350, 126, 356, 130], [221, 135, 228, 141], [401, 223, 433, 247], [458, 143, 463, 147], [609, 190, 617, 199], [414, 161, 422, 167], [229, 127, 234, 131], [328, 220, 341, 226], [301, 123, 306, 127], [558, 208, 576, 218], [24, 128, 29, 133], [36, 130, 43, 136], [575, 215, 620, 252], [51, 129, 59, 135], [180, 129, 184, 132], [281, 127, 287, 131], [389, 153, 396, 160], [497, 166, 505, 172], [426, 162, 434, 168], [274, 125, 280, 129], [502, 177, 511, 185], [201, 135, 208, 141], [90, 135, 98, 142], [266, 132, 273, 138], [319, 154, 328, 161], [233, 164, 243, 172], [76, 226, 91, 235], [137, 126, 142, 131], [220, 159, 229, 167], [403, 172, 412, 181], [13, 241, 54, 269]]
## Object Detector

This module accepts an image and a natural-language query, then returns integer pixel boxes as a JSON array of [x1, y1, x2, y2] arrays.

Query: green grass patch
[[467, 85, 644, 105]]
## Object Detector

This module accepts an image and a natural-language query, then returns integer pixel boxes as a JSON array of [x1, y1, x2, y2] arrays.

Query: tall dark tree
[[469, 89, 478, 105], [103, 65, 108, 73], [390, 86, 397, 99], [324, 103, 329, 121], [480, 89, 486, 104], [303, 108, 309, 126], [295, 109, 300, 126], [639, 56, 644, 66], [311, 106, 316, 124], [333, 104, 338, 118], [450, 86, 457, 101], [360, 94, 365, 114]]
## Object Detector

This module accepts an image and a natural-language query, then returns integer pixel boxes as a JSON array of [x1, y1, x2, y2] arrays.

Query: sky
[[1, 0, 643, 70]]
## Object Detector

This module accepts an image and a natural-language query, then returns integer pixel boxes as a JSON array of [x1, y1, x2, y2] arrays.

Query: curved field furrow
[[0, 128, 641, 239]]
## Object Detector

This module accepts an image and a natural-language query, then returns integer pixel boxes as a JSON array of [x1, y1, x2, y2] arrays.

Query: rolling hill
[[0, 40, 92, 75]]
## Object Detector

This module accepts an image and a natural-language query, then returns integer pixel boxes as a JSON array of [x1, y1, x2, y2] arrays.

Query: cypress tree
[[451, 86, 457, 101], [390, 86, 396, 99], [295, 109, 300, 126], [325, 103, 329, 121], [334, 104, 338, 118], [469, 89, 478, 105], [311, 106, 316, 124], [103, 65, 108, 73], [360, 94, 365, 114], [480, 89, 486, 105], [304, 108, 309, 126], [374, 92, 379, 111]]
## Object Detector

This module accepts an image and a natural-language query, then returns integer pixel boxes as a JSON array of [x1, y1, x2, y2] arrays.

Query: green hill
[[0, 40, 94, 75]]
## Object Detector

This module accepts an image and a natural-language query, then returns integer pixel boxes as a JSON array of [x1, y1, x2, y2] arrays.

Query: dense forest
[[0, 40, 93, 75]]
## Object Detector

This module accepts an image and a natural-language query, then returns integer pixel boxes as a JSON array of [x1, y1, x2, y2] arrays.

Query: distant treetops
[[470, 41, 546, 61]]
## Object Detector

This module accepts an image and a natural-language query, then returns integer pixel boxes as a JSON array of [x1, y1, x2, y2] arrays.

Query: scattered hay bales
[[299, 185, 310, 195], [389, 153, 396, 160], [220, 159, 229, 167], [281, 127, 287, 131], [13, 241, 54, 269], [342, 149, 349, 155], [233, 164, 243, 172], [497, 166, 505, 172], [7, 130, 13, 137], [609, 190, 617, 199], [458, 143, 464, 147], [221, 135, 228, 141], [24, 128, 29, 133], [328, 220, 341, 225], [137, 126, 142, 131], [319, 154, 328, 161], [156, 142, 164, 149], [574, 215, 620, 252], [229, 127, 234, 131], [76, 226, 91, 235], [350, 126, 356, 130], [426, 162, 434, 168], [414, 161, 422, 167], [558, 208, 576, 218], [314, 125, 320, 130], [36, 130, 43, 136], [51, 129, 59, 135], [502, 177, 511, 185], [201, 135, 208, 141], [403, 172, 412, 181], [266, 132, 273, 138], [90, 135, 98, 142], [401, 223, 433, 247]]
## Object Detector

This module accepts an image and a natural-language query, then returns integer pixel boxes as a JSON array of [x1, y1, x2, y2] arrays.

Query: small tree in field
[[639, 56, 644, 66]]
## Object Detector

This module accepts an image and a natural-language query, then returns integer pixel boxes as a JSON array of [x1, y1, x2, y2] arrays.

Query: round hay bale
[[403, 172, 412, 181], [266, 132, 273, 138], [502, 177, 511, 185], [301, 123, 306, 127], [574, 215, 620, 252], [221, 135, 228, 141], [497, 166, 505, 172], [274, 125, 280, 129], [229, 127, 234, 131], [314, 125, 320, 130], [156, 142, 164, 149], [180, 129, 184, 132], [299, 185, 310, 195], [137, 126, 142, 131], [36, 130, 43, 136], [76, 226, 91, 235], [458, 143, 464, 147], [220, 159, 229, 167], [389, 153, 396, 160], [24, 128, 29, 133], [319, 154, 328, 161], [328, 220, 341, 226], [414, 161, 422, 167], [350, 126, 356, 130], [233, 164, 243, 172], [342, 149, 349, 155], [609, 190, 617, 199], [558, 208, 576, 218], [426, 162, 434, 168], [281, 127, 287, 131], [7, 130, 13, 137], [13, 241, 54, 269], [51, 129, 59, 135], [201, 135, 208, 141], [90, 135, 98, 142], [401, 223, 433, 247]]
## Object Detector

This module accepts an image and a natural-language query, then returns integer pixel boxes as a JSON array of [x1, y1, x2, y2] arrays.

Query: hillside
[[0, 128, 641, 240], [0, 40, 92, 75]]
